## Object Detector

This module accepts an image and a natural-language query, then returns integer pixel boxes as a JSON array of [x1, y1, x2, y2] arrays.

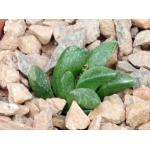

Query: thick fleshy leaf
[[76, 66, 117, 90], [59, 71, 75, 98], [97, 71, 136, 99], [87, 40, 118, 68], [67, 88, 101, 110], [28, 65, 54, 99]]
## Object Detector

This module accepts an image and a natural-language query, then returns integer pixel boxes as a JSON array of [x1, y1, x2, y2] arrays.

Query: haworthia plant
[[27, 40, 135, 111], [28, 65, 54, 99]]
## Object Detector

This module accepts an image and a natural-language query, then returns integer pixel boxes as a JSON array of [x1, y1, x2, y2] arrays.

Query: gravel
[[0, 19, 149, 130]]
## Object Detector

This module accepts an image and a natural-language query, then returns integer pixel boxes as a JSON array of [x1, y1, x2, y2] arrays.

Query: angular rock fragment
[[53, 24, 82, 43], [132, 19, 150, 29], [126, 101, 150, 128], [61, 27, 86, 48], [131, 67, 150, 88], [0, 32, 18, 50], [33, 109, 53, 130], [76, 19, 100, 44], [0, 63, 20, 88], [4, 19, 26, 36], [0, 19, 26, 50], [7, 83, 32, 104], [0, 101, 19, 116], [114, 19, 132, 56], [15, 50, 32, 76], [65, 101, 90, 130], [29, 25, 53, 44], [128, 51, 150, 69], [46, 98, 66, 115], [133, 30, 150, 47], [18, 35, 41, 54], [100, 94, 125, 124], [99, 19, 115, 38], [116, 60, 136, 73], [133, 86, 150, 101]]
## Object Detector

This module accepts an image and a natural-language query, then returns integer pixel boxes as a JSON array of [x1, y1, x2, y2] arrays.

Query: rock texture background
[[0, 19, 149, 130]]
